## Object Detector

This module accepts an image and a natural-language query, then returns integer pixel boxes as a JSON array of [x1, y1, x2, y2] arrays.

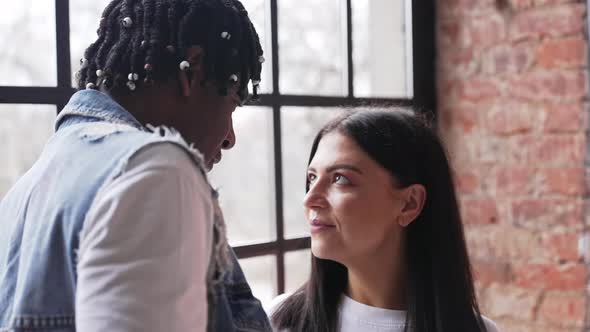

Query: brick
[[509, 4, 586, 41], [493, 166, 536, 196], [438, 0, 495, 17], [466, 225, 547, 262], [440, 130, 478, 166], [438, 47, 479, 78], [460, 198, 499, 224], [439, 11, 506, 49], [438, 20, 463, 47], [540, 167, 586, 196], [507, 70, 587, 102], [481, 42, 535, 75], [488, 226, 546, 261], [460, 78, 503, 103], [512, 198, 583, 230], [527, 134, 585, 165], [485, 102, 537, 135], [493, 318, 581, 332], [541, 232, 580, 262], [466, 12, 507, 49], [480, 284, 541, 321], [537, 36, 587, 68], [535, 0, 581, 6], [454, 170, 480, 194], [476, 136, 529, 164], [437, 79, 458, 109], [508, 0, 534, 10], [543, 102, 586, 133], [538, 292, 585, 327], [514, 263, 587, 290], [472, 260, 513, 286], [439, 105, 479, 134]]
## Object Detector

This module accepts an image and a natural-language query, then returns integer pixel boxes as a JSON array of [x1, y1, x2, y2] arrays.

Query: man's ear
[[178, 45, 205, 97]]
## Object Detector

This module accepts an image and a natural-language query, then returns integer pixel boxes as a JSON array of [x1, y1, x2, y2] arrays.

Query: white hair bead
[[229, 74, 238, 82], [179, 60, 191, 71], [126, 81, 137, 91], [258, 56, 265, 64], [122, 17, 133, 28], [96, 69, 104, 77], [86, 83, 96, 89], [128, 73, 139, 81]]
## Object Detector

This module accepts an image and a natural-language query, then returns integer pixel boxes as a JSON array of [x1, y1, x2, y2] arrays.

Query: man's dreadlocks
[[76, 0, 264, 101]]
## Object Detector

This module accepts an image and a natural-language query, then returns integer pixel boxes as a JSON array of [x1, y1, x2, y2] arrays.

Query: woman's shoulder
[[482, 315, 500, 332]]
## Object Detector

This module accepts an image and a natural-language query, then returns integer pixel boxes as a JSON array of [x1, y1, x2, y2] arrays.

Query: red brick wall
[[437, 0, 589, 330]]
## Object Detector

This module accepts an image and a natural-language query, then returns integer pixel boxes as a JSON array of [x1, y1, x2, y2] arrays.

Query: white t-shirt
[[267, 294, 500, 332], [75, 143, 213, 332]]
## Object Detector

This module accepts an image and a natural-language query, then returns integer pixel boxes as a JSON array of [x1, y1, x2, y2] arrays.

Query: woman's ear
[[397, 184, 427, 227], [178, 45, 205, 97]]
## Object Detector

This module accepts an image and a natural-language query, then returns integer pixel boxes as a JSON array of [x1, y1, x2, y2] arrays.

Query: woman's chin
[[311, 241, 338, 261]]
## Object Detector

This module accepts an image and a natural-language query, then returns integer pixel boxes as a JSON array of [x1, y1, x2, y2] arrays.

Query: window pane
[[353, 0, 412, 98], [239, 255, 276, 307], [69, 1, 110, 87], [0, 105, 56, 198], [279, 0, 346, 96], [70, 0, 272, 92], [241, 0, 273, 94], [285, 249, 311, 294], [0, 2, 56, 86], [209, 107, 275, 246], [281, 107, 347, 239]]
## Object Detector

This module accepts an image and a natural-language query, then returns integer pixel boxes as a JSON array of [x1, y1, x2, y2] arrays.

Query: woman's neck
[[345, 249, 407, 310]]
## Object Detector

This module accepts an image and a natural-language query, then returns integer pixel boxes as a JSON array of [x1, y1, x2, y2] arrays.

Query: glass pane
[[239, 255, 276, 307], [0, 2, 56, 86], [70, 0, 272, 92], [241, 0, 273, 94], [281, 107, 347, 239], [209, 107, 275, 246], [352, 0, 412, 98], [279, 0, 346, 96], [0, 105, 56, 199], [69, 0, 111, 87], [285, 249, 311, 294]]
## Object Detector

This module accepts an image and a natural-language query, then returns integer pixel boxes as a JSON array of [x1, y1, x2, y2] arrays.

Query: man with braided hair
[[0, 0, 270, 331]]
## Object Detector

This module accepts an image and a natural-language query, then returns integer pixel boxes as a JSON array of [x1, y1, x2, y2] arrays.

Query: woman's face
[[304, 131, 408, 266]]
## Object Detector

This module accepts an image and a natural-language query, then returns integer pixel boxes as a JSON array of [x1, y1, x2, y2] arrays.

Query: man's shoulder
[[125, 141, 209, 187]]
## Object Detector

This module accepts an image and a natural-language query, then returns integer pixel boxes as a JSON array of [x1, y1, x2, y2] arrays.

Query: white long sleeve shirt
[[267, 294, 500, 332], [75, 143, 213, 332]]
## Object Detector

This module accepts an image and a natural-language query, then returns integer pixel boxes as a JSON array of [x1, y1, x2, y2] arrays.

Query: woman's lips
[[310, 219, 335, 234]]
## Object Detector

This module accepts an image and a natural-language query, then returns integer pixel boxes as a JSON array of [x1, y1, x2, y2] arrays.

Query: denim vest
[[0, 90, 271, 332]]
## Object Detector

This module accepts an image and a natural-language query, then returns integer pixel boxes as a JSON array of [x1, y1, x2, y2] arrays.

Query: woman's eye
[[307, 173, 317, 183], [334, 174, 351, 185]]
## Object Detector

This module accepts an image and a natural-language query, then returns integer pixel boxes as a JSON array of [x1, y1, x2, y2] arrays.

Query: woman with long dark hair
[[269, 109, 498, 332]]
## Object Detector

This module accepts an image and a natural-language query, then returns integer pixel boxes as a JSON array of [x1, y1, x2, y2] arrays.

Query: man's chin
[[205, 161, 214, 172]]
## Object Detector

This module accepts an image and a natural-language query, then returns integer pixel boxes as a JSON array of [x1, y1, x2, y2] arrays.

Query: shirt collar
[[55, 89, 143, 131]]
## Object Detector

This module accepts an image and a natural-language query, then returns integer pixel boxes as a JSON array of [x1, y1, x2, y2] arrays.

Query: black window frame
[[0, 0, 436, 296]]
